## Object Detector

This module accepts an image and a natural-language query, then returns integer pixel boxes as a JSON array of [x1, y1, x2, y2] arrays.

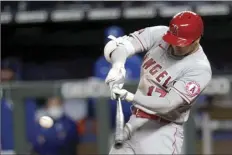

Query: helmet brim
[[162, 31, 193, 47]]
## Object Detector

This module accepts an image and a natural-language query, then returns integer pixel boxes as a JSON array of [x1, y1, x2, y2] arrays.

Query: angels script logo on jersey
[[142, 57, 172, 89], [186, 81, 200, 97]]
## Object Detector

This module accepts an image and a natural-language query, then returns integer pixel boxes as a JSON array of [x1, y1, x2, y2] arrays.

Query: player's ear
[[192, 38, 200, 47], [195, 37, 201, 44]]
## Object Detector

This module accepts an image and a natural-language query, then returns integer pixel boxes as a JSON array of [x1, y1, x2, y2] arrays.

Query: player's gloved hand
[[105, 63, 126, 99], [111, 87, 134, 102]]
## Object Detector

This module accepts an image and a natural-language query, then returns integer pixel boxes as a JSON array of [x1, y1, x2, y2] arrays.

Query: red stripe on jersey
[[133, 34, 146, 51], [172, 87, 191, 104]]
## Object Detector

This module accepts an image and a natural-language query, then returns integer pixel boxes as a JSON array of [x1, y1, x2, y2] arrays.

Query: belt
[[132, 108, 171, 124]]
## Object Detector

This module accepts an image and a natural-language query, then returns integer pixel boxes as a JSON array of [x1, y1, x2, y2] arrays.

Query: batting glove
[[105, 63, 126, 99], [111, 87, 134, 102]]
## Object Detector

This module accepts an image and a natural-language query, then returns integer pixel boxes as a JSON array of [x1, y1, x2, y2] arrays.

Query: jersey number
[[147, 86, 167, 97]]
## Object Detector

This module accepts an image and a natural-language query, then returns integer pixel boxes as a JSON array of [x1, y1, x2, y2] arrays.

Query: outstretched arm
[[112, 68, 212, 114], [133, 89, 184, 114], [112, 88, 184, 114]]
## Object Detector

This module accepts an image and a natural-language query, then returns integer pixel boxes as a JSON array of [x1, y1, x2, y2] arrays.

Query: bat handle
[[116, 95, 121, 101], [115, 142, 123, 149], [113, 85, 121, 99]]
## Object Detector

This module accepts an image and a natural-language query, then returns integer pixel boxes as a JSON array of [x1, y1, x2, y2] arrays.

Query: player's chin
[[173, 50, 185, 56]]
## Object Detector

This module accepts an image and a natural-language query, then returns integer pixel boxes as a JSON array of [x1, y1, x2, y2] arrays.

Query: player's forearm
[[133, 94, 172, 114], [133, 90, 183, 114], [111, 46, 128, 66]]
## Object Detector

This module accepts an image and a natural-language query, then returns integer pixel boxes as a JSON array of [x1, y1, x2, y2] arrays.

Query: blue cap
[[104, 26, 124, 43]]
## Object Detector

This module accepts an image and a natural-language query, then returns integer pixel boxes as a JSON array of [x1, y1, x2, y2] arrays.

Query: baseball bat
[[114, 97, 124, 148]]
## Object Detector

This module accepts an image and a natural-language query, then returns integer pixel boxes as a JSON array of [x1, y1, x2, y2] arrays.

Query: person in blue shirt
[[29, 97, 78, 155], [1, 60, 21, 152], [1, 99, 14, 151]]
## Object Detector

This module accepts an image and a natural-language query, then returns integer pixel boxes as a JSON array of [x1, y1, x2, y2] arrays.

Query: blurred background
[[1, 1, 232, 155]]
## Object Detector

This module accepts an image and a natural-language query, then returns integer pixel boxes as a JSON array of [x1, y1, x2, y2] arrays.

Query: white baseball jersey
[[130, 26, 212, 123]]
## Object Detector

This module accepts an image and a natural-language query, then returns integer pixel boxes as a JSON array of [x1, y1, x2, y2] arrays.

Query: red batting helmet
[[163, 11, 204, 47]]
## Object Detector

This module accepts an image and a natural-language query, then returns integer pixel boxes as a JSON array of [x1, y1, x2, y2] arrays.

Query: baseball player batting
[[104, 11, 212, 154]]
